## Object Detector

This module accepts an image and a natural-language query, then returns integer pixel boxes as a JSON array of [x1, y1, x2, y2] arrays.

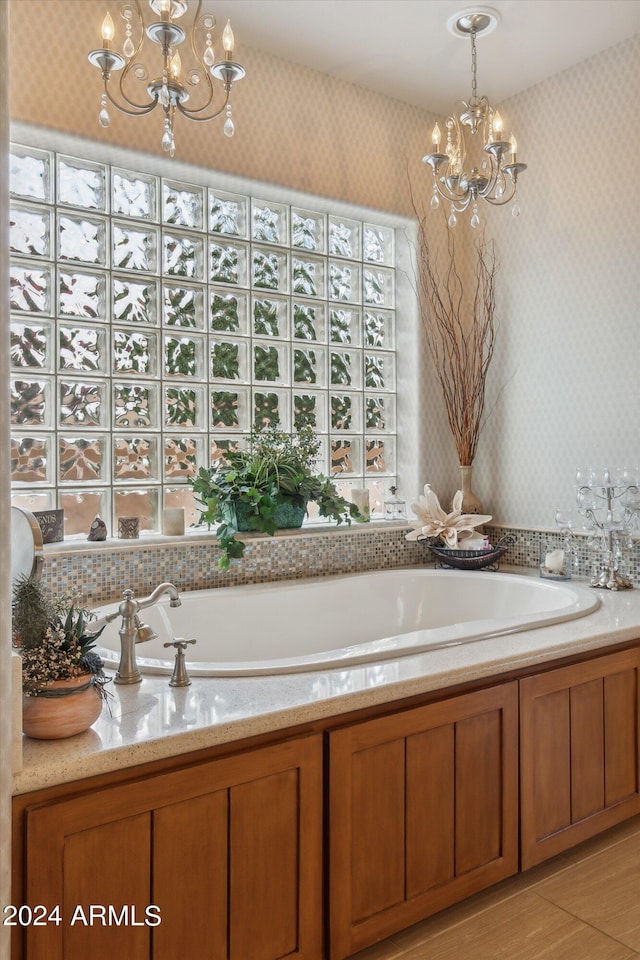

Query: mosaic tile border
[[40, 523, 640, 606]]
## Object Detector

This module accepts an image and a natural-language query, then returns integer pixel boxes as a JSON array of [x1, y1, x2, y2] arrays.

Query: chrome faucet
[[106, 582, 181, 684]]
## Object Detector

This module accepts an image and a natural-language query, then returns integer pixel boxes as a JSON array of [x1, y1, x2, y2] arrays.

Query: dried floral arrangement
[[12, 574, 108, 696], [412, 201, 498, 467]]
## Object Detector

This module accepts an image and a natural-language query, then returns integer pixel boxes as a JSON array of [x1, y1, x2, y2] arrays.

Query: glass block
[[365, 394, 396, 432], [293, 391, 327, 433], [113, 488, 158, 532], [211, 437, 243, 464], [59, 269, 108, 321], [330, 348, 362, 389], [364, 309, 395, 349], [60, 490, 109, 537], [365, 351, 395, 391], [11, 321, 52, 370], [251, 200, 288, 245], [363, 267, 395, 308], [59, 435, 106, 483], [292, 255, 325, 299], [252, 246, 288, 293], [366, 437, 395, 475], [112, 168, 158, 220], [330, 393, 362, 432], [163, 282, 205, 329], [58, 213, 107, 265], [164, 436, 201, 481], [330, 437, 362, 476], [209, 189, 248, 238], [291, 209, 325, 253], [114, 383, 158, 429], [113, 329, 158, 376], [163, 180, 204, 230], [364, 223, 395, 265], [164, 486, 199, 529], [253, 388, 290, 431], [329, 217, 361, 259], [164, 334, 205, 379], [12, 490, 55, 514], [10, 262, 52, 314], [164, 385, 205, 430], [113, 275, 158, 325], [210, 289, 249, 334], [253, 295, 289, 339], [211, 387, 250, 432], [253, 342, 289, 385], [293, 345, 326, 387], [11, 436, 51, 484], [10, 145, 52, 202], [10, 204, 52, 258], [330, 307, 361, 346], [210, 240, 248, 286], [329, 261, 361, 303], [113, 222, 158, 273], [210, 337, 249, 383], [57, 155, 107, 211], [113, 436, 158, 482], [163, 232, 204, 280], [59, 379, 108, 427], [59, 326, 106, 373], [292, 301, 326, 342], [11, 378, 51, 427]]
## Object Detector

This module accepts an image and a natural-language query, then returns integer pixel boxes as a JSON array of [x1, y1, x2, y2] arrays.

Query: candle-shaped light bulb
[[159, 0, 171, 15], [170, 51, 181, 79], [222, 19, 235, 53], [510, 134, 518, 161], [101, 12, 115, 45], [493, 111, 503, 138], [431, 123, 441, 150]]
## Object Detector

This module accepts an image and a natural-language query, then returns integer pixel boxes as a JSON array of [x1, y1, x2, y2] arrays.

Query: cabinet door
[[328, 683, 518, 959], [24, 735, 323, 960], [520, 648, 640, 868]]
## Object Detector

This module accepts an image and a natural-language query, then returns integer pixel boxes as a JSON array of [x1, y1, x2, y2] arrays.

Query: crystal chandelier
[[88, 0, 246, 157], [422, 8, 526, 228]]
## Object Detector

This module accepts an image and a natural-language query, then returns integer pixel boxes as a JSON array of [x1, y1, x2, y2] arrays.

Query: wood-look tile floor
[[348, 815, 640, 960]]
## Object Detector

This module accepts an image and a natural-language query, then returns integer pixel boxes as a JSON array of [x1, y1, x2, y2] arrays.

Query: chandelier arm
[[114, 0, 164, 114], [176, 87, 231, 122], [432, 178, 473, 212], [182, 0, 217, 112], [104, 80, 157, 117]]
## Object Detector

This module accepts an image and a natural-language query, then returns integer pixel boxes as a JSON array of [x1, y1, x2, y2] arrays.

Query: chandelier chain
[[470, 27, 477, 102]]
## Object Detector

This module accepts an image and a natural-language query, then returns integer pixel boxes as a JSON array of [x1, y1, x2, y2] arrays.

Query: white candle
[[544, 549, 564, 573], [163, 508, 185, 536]]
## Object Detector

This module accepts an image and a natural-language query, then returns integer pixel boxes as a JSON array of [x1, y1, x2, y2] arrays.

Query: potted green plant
[[12, 574, 109, 739], [189, 425, 360, 569]]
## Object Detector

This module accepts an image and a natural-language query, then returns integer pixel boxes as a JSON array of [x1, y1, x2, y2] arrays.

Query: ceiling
[[202, 0, 640, 113]]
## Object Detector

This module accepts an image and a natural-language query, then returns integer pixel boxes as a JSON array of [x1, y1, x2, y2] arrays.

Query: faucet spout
[[113, 583, 180, 684]]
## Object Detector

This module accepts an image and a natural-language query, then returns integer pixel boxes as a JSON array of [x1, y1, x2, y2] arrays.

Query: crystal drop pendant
[[430, 194, 439, 210], [160, 83, 170, 107], [223, 105, 235, 138], [204, 45, 215, 66], [161, 125, 173, 152], [512, 200, 521, 218], [448, 207, 457, 229], [470, 203, 480, 229], [123, 36, 135, 58], [98, 107, 110, 128]]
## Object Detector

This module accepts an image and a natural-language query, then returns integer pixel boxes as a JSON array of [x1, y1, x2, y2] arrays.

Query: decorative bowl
[[424, 535, 515, 571]]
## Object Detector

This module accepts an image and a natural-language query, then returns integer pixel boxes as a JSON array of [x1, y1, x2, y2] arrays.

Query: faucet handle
[[164, 638, 196, 687]]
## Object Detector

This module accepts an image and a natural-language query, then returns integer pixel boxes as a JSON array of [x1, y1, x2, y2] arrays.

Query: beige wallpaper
[[8, 0, 639, 530], [8, 0, 434, 216]]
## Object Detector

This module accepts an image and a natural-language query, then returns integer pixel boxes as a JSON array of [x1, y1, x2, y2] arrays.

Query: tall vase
[[459, 465, 483, 515]]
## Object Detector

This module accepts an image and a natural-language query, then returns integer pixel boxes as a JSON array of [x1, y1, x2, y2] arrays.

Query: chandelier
[[422, 8, 526, 228], [88, 0, 246, 157]]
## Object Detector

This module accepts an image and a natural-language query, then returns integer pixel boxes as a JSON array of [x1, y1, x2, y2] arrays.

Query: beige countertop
[[13, 570, 640, 797]]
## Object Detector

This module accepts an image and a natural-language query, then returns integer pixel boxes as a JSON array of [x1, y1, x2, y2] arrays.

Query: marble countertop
[[13, 571, 640, 796]]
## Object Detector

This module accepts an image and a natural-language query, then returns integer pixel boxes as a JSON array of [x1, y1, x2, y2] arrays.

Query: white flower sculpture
[[406, 484, 492, 548]]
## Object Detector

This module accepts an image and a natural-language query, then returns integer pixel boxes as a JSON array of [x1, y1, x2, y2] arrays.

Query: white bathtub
[[93, 569, 600, 677]]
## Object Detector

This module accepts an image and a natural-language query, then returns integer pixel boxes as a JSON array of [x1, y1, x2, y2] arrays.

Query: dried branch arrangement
[[413, 204, 498, 467]]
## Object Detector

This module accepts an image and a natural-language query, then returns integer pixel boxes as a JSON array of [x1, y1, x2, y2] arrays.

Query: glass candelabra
[[575, 467, 640, 590]]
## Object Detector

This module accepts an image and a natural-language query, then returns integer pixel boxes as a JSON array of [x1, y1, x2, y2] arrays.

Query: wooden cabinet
[[520, 648, 640, 868], [22, 735, 323, 960], [328, 682, 519, 959]]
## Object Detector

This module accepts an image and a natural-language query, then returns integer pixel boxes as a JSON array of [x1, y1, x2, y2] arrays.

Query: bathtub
[[93, 569, 600, 677]]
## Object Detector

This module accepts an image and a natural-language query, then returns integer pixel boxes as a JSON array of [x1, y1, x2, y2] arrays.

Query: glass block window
[[9, 143, 398, 534]]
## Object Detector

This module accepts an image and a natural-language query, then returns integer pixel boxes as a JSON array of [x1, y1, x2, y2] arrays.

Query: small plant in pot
[[12, 574, 109, 739], [189, 425, 360, 570]]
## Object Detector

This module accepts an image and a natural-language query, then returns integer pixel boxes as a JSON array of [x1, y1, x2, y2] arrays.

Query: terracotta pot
[[22, 674, 102, 740]]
